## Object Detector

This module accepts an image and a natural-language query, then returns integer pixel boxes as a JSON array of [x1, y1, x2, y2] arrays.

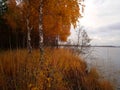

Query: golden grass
[[0, 48, 114, 90]]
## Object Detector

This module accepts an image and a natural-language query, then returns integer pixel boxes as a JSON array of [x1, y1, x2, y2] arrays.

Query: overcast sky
[[71, 0, 120, 46]]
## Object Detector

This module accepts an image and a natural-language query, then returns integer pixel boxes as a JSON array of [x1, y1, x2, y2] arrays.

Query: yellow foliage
[[5, 0, 81, 41]]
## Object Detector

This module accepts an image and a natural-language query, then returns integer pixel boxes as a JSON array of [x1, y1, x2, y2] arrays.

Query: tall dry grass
[[0, 48, 114, 90]]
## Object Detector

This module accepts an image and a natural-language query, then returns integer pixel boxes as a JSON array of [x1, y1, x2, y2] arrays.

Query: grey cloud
[[81, 0, 120, 45], [82, 22, 120, 45], [108, 22, 120, 30], [85, 22, 120, 35], [96, 22, 120, 33]]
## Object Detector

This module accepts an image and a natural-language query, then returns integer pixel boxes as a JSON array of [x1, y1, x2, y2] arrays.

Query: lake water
[[82, 47, 120, 90]]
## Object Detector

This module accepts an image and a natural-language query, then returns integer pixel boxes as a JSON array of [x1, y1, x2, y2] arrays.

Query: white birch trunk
[[39, 0, 44, 61], [26, 0, 32, 53], [27, 18, 32, 53]]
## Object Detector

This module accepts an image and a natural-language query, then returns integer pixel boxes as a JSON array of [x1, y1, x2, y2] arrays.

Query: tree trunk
[[26, 0, 32, 53], [27, 17, 32, 53], [39, 0, 44, 62]]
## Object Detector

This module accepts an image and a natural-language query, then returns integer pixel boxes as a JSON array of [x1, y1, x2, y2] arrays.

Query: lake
[[82, 47, 120, 90]]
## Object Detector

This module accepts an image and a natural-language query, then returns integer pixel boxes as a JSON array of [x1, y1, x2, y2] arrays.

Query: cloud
[[82, 0, 120, 28], [94, 22, 120, 32], [107, 22, 120, 30], [86, 22, 120, 45], [70, 22, 120, 45], [70, 0, 120, 45]]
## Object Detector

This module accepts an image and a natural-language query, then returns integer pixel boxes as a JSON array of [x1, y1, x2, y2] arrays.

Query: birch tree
[[4, 0, 84, 49], [25, 0, 32, 53], [39, 0, 44, 61]]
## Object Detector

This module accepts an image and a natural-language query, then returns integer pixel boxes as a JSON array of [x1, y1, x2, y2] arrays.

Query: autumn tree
[[21, 0, 33, 53], [3, 0, 37, 51], [3, 0, 84, 48], [42, 0, 81, 44]]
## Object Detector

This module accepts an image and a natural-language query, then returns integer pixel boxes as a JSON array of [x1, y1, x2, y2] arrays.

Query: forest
[[0, 0, 81, 49]]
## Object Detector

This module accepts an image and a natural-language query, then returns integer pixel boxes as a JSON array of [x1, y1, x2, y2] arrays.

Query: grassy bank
[[0, 48, 114, 90]]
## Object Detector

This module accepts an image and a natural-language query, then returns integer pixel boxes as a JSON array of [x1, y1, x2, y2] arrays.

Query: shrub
[[0, 49, 114, 90]]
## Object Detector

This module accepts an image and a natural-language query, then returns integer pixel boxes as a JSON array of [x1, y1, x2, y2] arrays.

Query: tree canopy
[[1, 0, 83, 47]]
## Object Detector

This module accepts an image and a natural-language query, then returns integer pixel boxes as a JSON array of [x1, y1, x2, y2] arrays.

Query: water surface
[[83, 47, 120, 89]]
